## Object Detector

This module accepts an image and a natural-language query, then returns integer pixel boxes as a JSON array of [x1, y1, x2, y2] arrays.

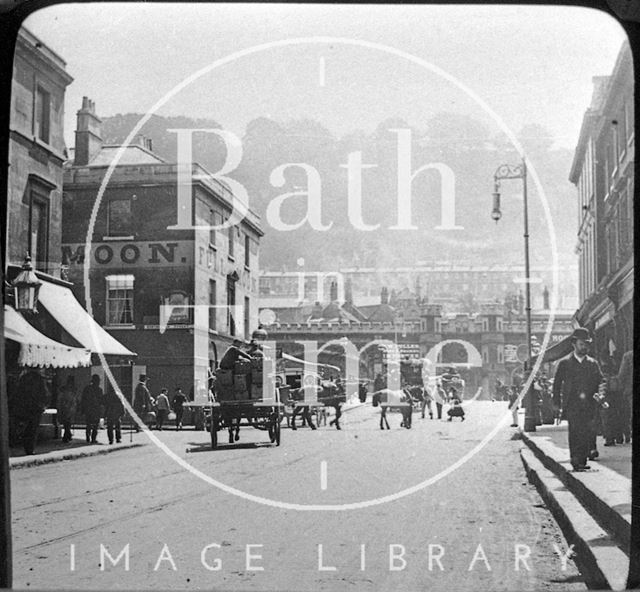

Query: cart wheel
[[210, 414, 218, 450]]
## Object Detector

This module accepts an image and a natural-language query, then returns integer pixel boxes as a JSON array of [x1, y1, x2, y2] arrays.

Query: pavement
[[9, 400, 365, 470], [9, 422, 150, 469], [518, 418, 632, 590]]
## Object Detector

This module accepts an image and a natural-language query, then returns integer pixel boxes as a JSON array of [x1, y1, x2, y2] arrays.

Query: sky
[[23, 3, 628, 150]]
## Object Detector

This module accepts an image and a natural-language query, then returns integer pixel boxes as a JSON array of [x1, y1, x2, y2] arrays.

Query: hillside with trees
[[102, 113, 578, 273]]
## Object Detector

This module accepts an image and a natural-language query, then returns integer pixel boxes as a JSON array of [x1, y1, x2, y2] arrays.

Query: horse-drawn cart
[[207, 400, 282, 448], [208, 357, 283, 449]]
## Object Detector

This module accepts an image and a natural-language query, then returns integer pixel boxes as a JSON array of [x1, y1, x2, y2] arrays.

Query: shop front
[[5, 266, 136, 444]]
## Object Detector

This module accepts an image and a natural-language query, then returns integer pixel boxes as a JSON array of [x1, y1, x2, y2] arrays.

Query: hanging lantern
[[491, 188, 502, 223], [12, 254, 42, 313]]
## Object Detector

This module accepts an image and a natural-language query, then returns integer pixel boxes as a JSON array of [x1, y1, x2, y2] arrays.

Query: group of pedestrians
[[132, 374, 189, 431], [551, 328, 632, 472], [8, 369, 51, 455], [417, 381, 465, 422]]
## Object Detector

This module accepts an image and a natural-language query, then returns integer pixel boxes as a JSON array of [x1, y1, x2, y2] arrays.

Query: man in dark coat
[[373, 373, 386, 393], [132, 374, 152, 432], [358, 381, 368, 403], [219, 338, 252, 370], [104, 388, 125, 444], [81, 374, 104, 444], [552, 328, 604, 471], [172, 387, 188, 429], [15, 369, 50, 455]]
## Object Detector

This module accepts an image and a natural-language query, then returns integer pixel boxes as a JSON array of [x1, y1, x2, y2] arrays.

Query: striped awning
[[4, 305, 91, 368]]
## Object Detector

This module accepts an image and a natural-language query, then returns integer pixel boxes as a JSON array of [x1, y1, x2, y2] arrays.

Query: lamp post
[[491, 159, 536, 432]]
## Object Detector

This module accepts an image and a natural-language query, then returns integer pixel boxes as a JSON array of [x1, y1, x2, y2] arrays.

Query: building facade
[[259, 263, 578, 314], [7, 27, 73, 274], [62, 99, 263, 399], [260, 289, 574, 398], [5, 30, 133, 423], [570, 41, 634, 370]]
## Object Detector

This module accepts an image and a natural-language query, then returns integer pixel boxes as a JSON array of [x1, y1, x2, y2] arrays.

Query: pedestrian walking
[[433, 380, 447, 420], [358, 381, 368, 403], [14, 369, 50, 455], [81, 374, 104, 444], [328, 379, 345, 430], [57, 376, 77, 443], [508, 386, 519, 427], [373, 372, 386, 393], [132, 374, 152, 431], [617, 350, 632, 443], [104, 388, 124, 444], [552, 327, 604, 471], [172, 387, 188, 430], [421, 385, 434, 419], [155, 388, 171, 430]]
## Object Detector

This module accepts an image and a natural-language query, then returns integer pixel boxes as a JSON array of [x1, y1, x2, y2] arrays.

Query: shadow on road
[[549, 575, 585, 584], [186, 441, 275, 453]]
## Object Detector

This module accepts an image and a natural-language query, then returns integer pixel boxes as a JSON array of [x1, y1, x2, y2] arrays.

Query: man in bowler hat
[[132, 374, 152, 432], [552, 328, 604, 471]]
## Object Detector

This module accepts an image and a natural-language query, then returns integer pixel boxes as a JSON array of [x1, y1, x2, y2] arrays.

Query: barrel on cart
[[208, 359, 283, 449]]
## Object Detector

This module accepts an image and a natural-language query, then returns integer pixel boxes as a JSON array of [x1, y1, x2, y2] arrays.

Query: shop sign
[[62, 241, 193, 268]]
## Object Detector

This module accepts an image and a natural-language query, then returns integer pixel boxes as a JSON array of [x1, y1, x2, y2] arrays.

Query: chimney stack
[[344, 277, 353, 304], [74, 96, 102, 166], [329, 280, 338, 302], [381, 287, 388, 305]]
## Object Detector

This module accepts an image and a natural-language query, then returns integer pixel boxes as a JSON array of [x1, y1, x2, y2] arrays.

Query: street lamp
[[12, 254, 42, 313], [491, 159, 536, 432], [491, 183, 502, 222]]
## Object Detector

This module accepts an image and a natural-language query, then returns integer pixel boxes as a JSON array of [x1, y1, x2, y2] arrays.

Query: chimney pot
[[74, 97, 103, 166]]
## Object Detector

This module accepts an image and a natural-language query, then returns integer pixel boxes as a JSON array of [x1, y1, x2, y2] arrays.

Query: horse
[[319, 381, 346, 430], [372, 389, 413, 429], [289, 385, 320, 430]]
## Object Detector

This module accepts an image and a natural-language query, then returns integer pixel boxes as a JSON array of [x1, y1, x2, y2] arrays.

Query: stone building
[[569, 40, 634, 370], [5, 29, 133, 417], [259, 263, 578, 314], [6, 27, 73, 274], [62, 99, 263, 398]]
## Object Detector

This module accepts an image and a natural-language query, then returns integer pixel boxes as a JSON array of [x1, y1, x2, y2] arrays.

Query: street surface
[[11, 401, 585, 591]]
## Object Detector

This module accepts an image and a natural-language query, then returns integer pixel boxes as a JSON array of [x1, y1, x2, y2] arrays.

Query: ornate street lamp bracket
[[494, 163, 525, 181]]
